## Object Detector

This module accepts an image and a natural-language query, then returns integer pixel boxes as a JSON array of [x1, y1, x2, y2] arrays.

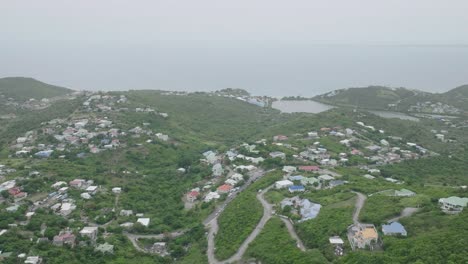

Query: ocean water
[[2, 44, 468, 95]]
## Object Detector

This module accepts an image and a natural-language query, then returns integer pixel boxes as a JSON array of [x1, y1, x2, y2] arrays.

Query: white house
[[137, 218, 150, 227], [275, 180, 293, 189], [439, 196, 468, 213]]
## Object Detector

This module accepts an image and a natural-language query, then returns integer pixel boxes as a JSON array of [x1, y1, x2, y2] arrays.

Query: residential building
[[95, 243, 114, 254], [275, 180, 293, 189], [382, 222, 407, 236], [282, 166, 297, 173], [288, 185, 305, 193], [79, 227, 98, 241], [394, 189, 416, 197], [298, 165, 320, 172], [53, 231, 76, 247], [348, 224, 379, 250], [186, 191, 199, 202], [439, 196, 468, 213], [300, 177, 319, 186], [137, 218, 150, 227], [217, 184, 233, 194]]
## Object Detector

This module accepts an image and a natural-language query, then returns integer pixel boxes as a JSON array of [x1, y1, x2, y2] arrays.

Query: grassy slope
[[245, 217, 329, 264], [0, 77, 73, 101], [214, 171, 283, 260]]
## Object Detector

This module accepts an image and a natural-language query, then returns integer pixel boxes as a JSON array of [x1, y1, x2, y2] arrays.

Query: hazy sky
[[1, 1, 468, 96]]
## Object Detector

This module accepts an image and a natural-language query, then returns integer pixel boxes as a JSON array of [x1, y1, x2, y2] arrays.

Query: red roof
[[8, 187, 21, 196], [217, 184, 233, 192], [298, 166, 320, 171], [187, 191, 199, 198]]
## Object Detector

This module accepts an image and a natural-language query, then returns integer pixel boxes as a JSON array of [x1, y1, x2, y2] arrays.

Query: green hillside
[[313, 86, 423, 110], [0, 77, 73, 101]]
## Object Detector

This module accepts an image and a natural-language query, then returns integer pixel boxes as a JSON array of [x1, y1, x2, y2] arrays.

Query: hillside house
[[53, 231, 76, 247], [137, 218, 150, 227], [298, 165, 320, 172], [186, 191, 199, 202], [269, 151, 286, 159], [439, 196, 468, 213], [348, 224, 379, 250], [275, 180, 293, 189], [288, 185, 305, 193], [212, 164, 224, 177], [382, 222, 407, 236], [282, 166, 297, 173], [80, 227, 98, 241], [217, 184, 233, 194]]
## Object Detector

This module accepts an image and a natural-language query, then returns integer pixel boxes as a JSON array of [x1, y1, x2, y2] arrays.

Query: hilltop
[[313, 85, 468, 114], [0, 77, 73, 102]]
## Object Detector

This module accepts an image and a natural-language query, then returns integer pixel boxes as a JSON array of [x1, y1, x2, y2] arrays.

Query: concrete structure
[[439, 196, 468, 213]]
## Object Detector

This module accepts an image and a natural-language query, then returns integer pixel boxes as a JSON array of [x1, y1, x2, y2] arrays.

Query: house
[[329, 236, 345, 256], [318, 174, 334, 181], [273, 135, 288, 141], [298, 165, 320, 172], [59, 203, 76, 216], [120, 210, 133, 216], [301, 177, 319, 186], [363, 174, 375, 180], [95, 243, 114, 254], [382, 222, 407, 236], [288, 175, 304, 181], [329, 180, 345, 188], [112, 187, 122, 194], [299, 199, 321, 221], [275, 180, 293, 189], [86, 186, 98, 194], [53, 231, 76, 247], [204, 192, 220, 202], [69, 179, 86, 189], [150, 242, 169, 256], [80, 227, 98, 241], [137, 218, 150, 227], [288, 185, 305, 193], [329, 236, 344, 246], [24, 256, 42, 264], [269, 151, 286, 159], [282, 166, 297, 173], [394, 189, 416, 197], [348, 224, 379, 250], [186, 191, 199, 202], [438, 196, 468, 213], [217, 184, 233, 194], [80, 193, 91, 200], [212, 163, 224, 177], [35, 150, 53, 158]]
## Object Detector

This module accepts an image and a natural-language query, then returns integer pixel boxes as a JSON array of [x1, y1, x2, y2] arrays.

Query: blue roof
[[289, 185, 305, 191], [382, 222, 407, 235], [289, 175, 304, 181]]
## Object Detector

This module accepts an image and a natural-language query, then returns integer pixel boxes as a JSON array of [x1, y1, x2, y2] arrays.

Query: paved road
[[387, 207, 420, 223], [352, 192, 367, 224]]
